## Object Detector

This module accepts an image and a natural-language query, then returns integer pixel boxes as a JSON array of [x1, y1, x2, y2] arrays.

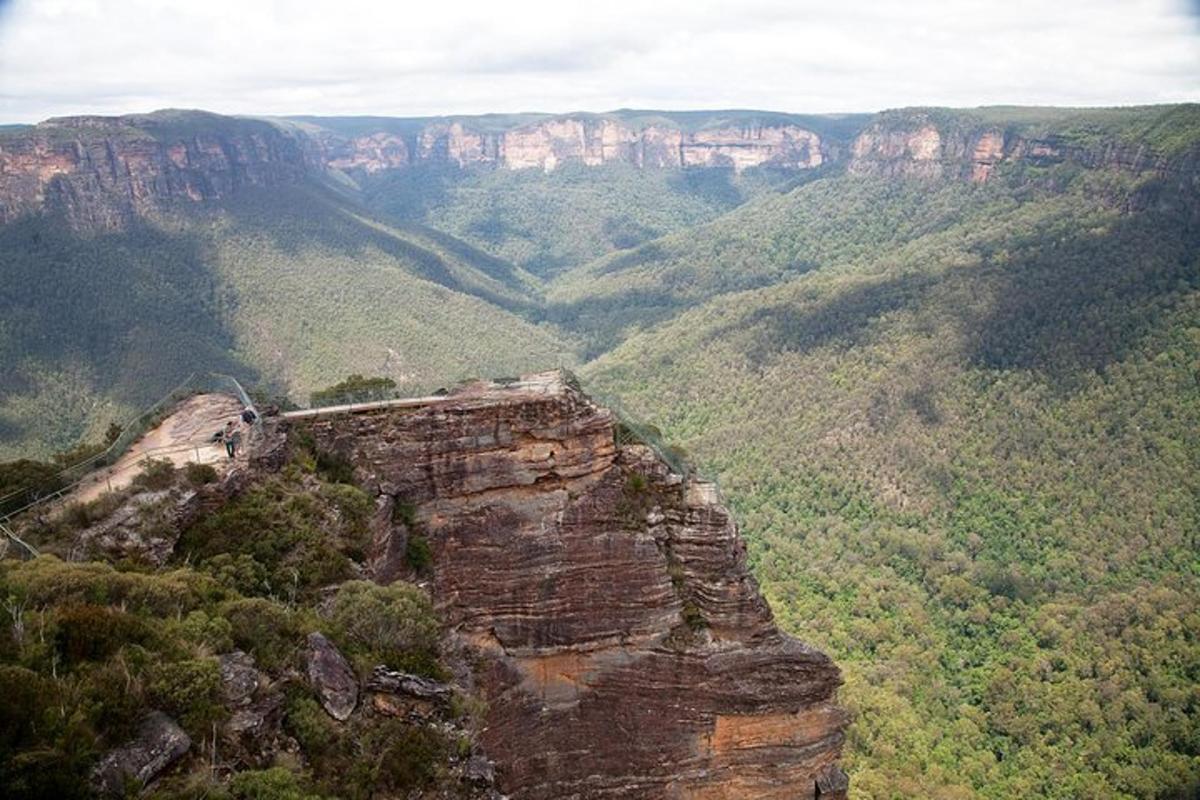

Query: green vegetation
[[360, 161, 796, 278], [0, 181, 576, 459], [581, 156, 1200, 797], [309, 374, 396, 406]]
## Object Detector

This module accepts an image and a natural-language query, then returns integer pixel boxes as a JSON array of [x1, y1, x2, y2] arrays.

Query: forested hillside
[[577, 111, 1200, 798], [0, 179, 572, 458]]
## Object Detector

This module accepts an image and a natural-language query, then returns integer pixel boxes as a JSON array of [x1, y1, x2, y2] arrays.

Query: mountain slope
[[576, 109, 1200, 798], [0, 118, 575, 457]]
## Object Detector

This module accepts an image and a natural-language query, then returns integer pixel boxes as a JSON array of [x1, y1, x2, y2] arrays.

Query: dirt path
[[73, 393, 248, 504]]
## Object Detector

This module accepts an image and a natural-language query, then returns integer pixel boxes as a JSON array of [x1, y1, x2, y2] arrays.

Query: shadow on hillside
[[224, 185, 537, 314], [965, 200, 1200, 374], [710, 272, 938, 368], [0, 213, 260, 449]]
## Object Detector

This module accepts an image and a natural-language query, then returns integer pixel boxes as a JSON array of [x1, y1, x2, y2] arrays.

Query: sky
[[0, 0, 1198, 123]]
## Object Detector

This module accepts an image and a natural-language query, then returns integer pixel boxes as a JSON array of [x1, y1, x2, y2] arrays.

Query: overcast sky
[[0, 0, 1197, 123]]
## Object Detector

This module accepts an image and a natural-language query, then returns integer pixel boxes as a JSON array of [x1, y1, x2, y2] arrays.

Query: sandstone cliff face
[[0, 112, 312, 228], [331, 116, 829, 173], [847, 111, 1187, 184], [288, 373, 849, 799]]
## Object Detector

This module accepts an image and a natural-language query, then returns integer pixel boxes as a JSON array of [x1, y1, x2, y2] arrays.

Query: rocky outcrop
[[0, 111, 312, 227], [335, 116, 827, 173], [847, 108, 1196, 184], [90, 711, 191, 795], [305, 632, 358, 721], [285, 372, 849, 799]]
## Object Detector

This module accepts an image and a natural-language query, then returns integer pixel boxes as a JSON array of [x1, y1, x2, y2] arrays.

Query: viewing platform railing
[[0, 372, 258, 525]]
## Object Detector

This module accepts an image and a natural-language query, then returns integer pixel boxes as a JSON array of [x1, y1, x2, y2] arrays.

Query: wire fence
[[0, 372, 258, 526]]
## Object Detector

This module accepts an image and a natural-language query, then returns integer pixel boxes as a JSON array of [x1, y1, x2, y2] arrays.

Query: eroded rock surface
[[305, 632, 358, 721], [287, 372, 849, 799], [90, 711, 191, 795]]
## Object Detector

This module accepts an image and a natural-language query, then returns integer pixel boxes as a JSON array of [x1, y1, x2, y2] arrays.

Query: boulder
[[218, 650, 260, 706], [91, 711, 191, 795], [305, 632, 357, 720]]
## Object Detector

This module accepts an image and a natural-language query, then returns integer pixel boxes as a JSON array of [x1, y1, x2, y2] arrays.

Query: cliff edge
[[286, 371, 849, 799]]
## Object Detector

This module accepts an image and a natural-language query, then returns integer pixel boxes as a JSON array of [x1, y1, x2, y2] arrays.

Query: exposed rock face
[[90, 711, 191, 795], [0, 111, 312, 227], [0, 110, 831, 228], [305, 632, 359, 721], [286, 372, 849, 799], [847, 110, 1189, 184], [347, 117, 827, 173]]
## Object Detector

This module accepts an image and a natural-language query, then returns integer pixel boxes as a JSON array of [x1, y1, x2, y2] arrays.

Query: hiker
[[241, 407, 258, 425], [223, 421, 237, 458], [229, 426, 243, 458]]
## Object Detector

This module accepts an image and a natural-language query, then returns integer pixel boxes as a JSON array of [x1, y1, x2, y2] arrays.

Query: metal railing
[[0, 372, 258, 525]]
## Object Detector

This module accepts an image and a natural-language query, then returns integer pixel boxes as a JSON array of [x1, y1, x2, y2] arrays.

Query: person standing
[[223, 420, 237, 458]]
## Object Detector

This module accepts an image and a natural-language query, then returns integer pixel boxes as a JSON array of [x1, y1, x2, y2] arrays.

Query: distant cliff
[[3, 105, 1196, 230], [317, 117, 830, 173], [847, 105, 1200, 184], [0, 110, 313, 228]]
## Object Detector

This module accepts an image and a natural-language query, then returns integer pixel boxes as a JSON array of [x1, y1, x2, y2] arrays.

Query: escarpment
[[285, 372, 849, 799], [0, 111, 312, 227], [847, 106, 1200, 184]]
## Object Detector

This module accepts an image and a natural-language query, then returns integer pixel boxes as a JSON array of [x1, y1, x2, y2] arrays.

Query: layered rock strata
[[846, 110, 1189, 184], [0, 112, 311, 227], [286, 372, 849, 799]]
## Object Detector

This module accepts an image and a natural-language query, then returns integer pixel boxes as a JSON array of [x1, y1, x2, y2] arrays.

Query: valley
[[1, 102, 1198, 798]]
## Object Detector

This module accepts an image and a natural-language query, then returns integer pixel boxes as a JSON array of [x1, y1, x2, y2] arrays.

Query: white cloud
[[0, 0, 1197, 122]]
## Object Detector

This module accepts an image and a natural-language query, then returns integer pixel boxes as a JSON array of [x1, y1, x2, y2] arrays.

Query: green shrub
[[201, 553, 269, 596], [328, 581, 440, 676], [229, 767, 327, 800], [284, 695, 338, 763], [404, 534, 433, 573], [0, 665, 53, 754], [309, 375, 396, 407], [147, 657, 225, 736], [354, 721, 447, 794], [169, 610, 234, 654], [79, 656, 148, 744], [60, 490, 128, 530], [8, 558, 223, 616], [222, 597, 305, 671], [54, 604, 152, 666], [183, 462, 219, 487], [132, 458, 177, 492], [314, 449, 355, 485], [391, 501, 417, 526]]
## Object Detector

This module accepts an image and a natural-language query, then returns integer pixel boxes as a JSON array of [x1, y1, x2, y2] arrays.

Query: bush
[[60, 491, 128, 530], [147, 657, 225, 736], [405, 534, 433, 573], [169, 610, 234, 654], [309, 375, 397, 406], [229, 767, 327, 800], [369, 724, 446, 796], [184, 462, 219, 487], [132, 458, 177, 492], [0, 666, 52, 754], [283, 695, 338, 763], [54, 604, 152, 666], [328, 581, 440, 676], [222, 597, 306, 671]]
